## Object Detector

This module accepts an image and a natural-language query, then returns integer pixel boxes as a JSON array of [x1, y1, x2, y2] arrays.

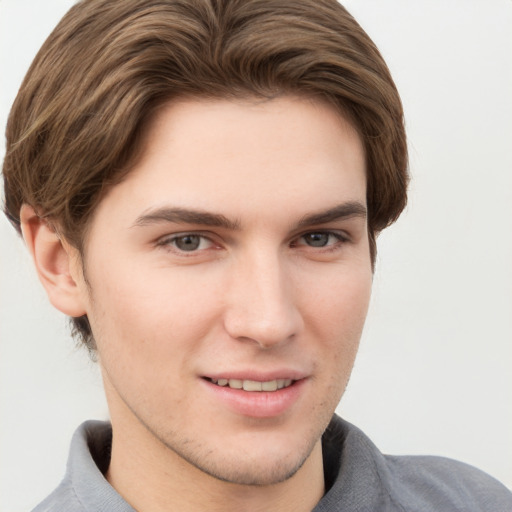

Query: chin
[[162, 428, 321, 487], [191, 449, 313, 486]]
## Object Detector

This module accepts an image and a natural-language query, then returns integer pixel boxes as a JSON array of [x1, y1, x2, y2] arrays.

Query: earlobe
[[20, 205, 87, 317]]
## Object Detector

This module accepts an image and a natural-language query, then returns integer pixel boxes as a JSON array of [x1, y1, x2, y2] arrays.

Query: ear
[[20, 205, 87, 317]]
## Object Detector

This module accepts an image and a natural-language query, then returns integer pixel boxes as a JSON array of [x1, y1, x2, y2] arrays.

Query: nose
[[223, 251, 303, 349]]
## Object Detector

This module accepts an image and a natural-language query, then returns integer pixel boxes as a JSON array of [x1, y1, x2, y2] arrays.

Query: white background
[[1, 1, 511, 510]]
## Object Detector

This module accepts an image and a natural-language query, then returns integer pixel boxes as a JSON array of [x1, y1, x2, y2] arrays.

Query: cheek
[[86, 263, 222, 362], [304, 265, 372, 384], [304, 264, 372, 339]]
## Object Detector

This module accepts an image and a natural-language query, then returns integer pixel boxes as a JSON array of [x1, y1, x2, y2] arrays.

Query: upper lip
[[202, 369, 309, 382]]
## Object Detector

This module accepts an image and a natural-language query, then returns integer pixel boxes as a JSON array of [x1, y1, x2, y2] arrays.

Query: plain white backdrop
[[1, 1, 511, 510]]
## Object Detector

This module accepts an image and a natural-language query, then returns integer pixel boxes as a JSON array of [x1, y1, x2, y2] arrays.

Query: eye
[[293, 231, 347, 249], [158, 233, 215, 253], [302, 232, 331, 247]]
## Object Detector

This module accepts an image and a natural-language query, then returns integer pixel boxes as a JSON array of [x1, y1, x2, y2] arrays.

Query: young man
[[2, 1, 511, 511]]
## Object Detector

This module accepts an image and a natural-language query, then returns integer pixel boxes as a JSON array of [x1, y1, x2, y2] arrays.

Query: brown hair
[[2, 0, 408, 350]]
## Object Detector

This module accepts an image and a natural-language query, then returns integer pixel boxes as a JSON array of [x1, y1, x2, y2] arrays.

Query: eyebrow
[[132, 207, 241, 230], [296, 201, 367, 228], [132, 201, 366, 231]]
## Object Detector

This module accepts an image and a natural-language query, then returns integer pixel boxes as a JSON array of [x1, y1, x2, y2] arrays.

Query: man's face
[[75, 96, 372, 485]]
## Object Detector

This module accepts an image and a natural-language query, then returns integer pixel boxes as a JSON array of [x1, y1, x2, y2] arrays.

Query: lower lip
[[201, 378, 306, 418]]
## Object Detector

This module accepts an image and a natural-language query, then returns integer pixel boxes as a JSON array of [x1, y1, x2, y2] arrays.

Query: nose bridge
[[224, 246, 302, 347]]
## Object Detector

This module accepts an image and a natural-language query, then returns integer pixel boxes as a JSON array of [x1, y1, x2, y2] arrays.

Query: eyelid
[[154, 228, 351, 254], [155, 231, 220, 253], [292, 229, 350, 245], [287, 230, 351, 257]]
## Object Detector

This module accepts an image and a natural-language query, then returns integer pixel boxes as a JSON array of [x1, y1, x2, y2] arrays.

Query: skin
[[22, 95, 372, 512]]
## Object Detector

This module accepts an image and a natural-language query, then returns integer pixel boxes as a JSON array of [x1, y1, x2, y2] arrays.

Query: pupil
[[176, 235, 200, 251], [306, 233, 329, 247]]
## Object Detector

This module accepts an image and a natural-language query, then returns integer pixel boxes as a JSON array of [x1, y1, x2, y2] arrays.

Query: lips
[[201, 373, 306, 417], [207, 377, 294, 392]]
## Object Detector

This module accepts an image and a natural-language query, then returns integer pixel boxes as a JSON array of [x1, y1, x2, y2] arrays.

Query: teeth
[[228, 379, 243, 389], [243, 380, 262, 391], [210, 378, 294, 391], [262, 380, 277, 391]]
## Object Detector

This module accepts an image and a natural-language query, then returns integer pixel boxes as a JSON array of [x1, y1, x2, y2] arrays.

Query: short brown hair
[[2, 0, 408, 350]]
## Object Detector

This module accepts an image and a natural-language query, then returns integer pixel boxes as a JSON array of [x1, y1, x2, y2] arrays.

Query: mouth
[[202, 375, 306, 417], [205, 377, 295, 392]]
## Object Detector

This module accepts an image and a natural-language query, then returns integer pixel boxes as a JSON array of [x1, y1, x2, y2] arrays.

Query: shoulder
[[384, 454, 512, 512], [31, 421, 134, 512], [320, 416, 512, 512], [32, 480, 84, 512]]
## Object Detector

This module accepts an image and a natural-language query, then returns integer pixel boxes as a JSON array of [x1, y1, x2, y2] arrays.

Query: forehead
[[89, 95, 366, 230]]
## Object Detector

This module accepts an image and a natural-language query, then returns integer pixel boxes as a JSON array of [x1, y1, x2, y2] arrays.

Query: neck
[[105, 413, 325, 512]]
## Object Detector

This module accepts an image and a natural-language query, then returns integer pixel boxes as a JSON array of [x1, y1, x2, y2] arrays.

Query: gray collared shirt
[[33, 416, 512, 511]]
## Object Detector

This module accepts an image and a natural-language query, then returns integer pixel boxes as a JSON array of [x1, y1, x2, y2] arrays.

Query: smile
[[207, 378, 294, 392]]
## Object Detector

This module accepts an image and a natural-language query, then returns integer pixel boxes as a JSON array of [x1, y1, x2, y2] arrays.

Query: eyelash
[[291, 231, 349, 251], [156, 233, 217, 254], [156, 230, 349, 255]]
